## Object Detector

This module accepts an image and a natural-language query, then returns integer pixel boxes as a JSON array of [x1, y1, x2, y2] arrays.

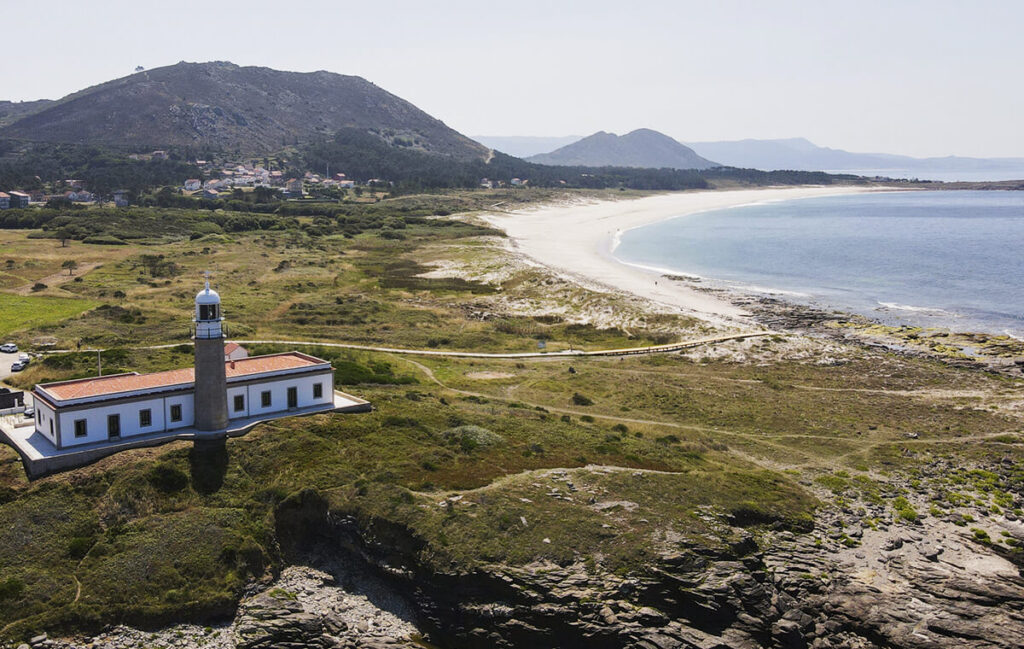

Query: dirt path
[[15, 262, 101, 295], [40, 332, 774, 360]]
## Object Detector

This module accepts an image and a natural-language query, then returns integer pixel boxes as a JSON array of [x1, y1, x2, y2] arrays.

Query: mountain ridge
[[684, 137, 1024, 175], [526, 129, 718, 170], [0, 61, 489, 159]]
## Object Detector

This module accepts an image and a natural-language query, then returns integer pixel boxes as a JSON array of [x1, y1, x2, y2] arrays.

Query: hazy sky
[[2, 0, 1021, 158]]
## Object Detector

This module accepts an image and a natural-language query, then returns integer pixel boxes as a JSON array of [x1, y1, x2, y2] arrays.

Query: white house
[[224, 342, 249, 361], [184, 179, 201, 191], [32, 351, 338, 449], [24, 279, 368, 463]]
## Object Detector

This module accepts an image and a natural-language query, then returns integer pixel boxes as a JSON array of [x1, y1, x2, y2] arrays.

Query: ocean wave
[[615, 258, 705, 279], [876, 302, 957, 316], [736, 284, 812, 297]]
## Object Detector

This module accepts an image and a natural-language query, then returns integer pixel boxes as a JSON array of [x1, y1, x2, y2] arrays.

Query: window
[[170, 404, 182, 422], [199, 303, 219, 320], [313, 382, 323, 399], [261, 390, 271, 407], [50, 420, 53, 436], [234, 394, 245, 412], [74, 419, 87, 438], [139, 409, 152, 427], [107, 414, 120, 438]]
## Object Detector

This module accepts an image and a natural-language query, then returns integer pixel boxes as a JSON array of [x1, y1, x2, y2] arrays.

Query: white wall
[[232, 372, 333, 421], [164, 394, 194, 432], [227, 385, 250, 418], [41, 369, 332, 448], [57, 394, 195, 448], [34, 400, 58, 446]]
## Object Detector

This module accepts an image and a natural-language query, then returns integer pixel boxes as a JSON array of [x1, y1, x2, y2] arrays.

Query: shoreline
[[483, 185, 880, 327], [482, 185, 1023, 373]]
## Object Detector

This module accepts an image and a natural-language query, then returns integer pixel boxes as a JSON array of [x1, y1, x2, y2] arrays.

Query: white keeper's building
[[16, 277, 368, 465], [31, 351, 337, 449]]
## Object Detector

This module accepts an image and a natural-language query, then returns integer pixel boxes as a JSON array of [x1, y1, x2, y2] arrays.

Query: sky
[[2, 0, 1022, 158]]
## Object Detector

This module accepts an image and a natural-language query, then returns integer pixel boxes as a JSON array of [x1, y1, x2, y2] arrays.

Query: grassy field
[[0, 294, 100, 340], [0, 191, 1021, 641]]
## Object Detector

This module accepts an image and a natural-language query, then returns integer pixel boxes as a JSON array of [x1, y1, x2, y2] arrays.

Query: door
[[287, 386, 298, 409], [108, 414, 121, 439]]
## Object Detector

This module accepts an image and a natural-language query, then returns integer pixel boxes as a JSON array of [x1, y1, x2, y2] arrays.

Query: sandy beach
[[483, 186, 875, 326]]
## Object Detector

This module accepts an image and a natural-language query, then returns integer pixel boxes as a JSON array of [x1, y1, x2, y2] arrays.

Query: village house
[[0, 192, 9, 209], [8, 191, 30, 208], [224, 342, 249, 361], [64, 190, 95, 203], [113, 190, 129, 207], [184, 179, 201, 191], [203, 188, 221, 200]]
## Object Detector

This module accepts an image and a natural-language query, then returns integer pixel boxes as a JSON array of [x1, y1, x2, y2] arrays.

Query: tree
[[55, 228, 72, 247], [61, 260, 78, 276]]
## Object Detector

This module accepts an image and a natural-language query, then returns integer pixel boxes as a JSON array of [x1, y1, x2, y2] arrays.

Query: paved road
[[0, 351, 21, 382]]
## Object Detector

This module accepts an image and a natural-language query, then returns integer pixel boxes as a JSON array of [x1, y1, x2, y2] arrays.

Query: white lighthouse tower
[[193, 272, 229, 431]]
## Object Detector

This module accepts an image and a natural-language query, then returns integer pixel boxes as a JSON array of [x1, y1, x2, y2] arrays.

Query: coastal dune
[[483, 186, 874, 325]]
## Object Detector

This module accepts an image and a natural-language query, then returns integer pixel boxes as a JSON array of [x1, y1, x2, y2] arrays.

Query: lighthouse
[[193, 272, 229, 431]]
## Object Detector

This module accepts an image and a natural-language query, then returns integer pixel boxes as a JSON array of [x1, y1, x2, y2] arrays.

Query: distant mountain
[[0, 61, 489, 159], [0, 99, 54, 128], [685, 137, 1024, 179], [471, 135, 583, 158], [527, 129, 719, 170]]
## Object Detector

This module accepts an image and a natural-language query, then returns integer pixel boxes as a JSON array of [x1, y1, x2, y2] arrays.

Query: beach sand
[[482, 186, 875, 327]]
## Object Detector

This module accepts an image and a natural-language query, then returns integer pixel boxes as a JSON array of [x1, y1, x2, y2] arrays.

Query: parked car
[[0, 343, 17, 353], [18, 353, 30, 363], [10, 361, 27, 372], [23, 407, 34, 418]]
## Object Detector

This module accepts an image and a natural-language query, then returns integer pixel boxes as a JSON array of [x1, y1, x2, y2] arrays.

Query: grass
[[0, 193, 1020, 641], [0, 294, 100, 340]]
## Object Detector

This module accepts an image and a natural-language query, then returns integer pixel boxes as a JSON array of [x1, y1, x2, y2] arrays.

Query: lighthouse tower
[[193, 273, 229, 431]]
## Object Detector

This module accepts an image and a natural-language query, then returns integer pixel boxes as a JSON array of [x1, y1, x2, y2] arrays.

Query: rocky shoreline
[[21, 457, 1024, 649], [671, 274, 1024, 378]]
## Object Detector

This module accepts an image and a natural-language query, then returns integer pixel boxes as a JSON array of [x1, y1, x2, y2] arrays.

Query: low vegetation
[[0, 189, 1020, 643]]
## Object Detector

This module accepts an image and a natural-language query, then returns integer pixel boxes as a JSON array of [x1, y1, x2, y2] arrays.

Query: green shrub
[[0, 576, 24, 601], [67, 536, 94, 559], [971, 528, 992, 544], [443, 425, 503, 453], [148, 463, 190, 492], [571, 392, 594, 406]]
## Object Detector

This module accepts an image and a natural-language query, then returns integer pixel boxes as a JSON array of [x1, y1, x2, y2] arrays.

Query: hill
[[0, 100, 53, 128], [685, 137, 1024, 180], [526, 129, 718, 170], [471, 135, 583, 158], [0, 61, 489, 159]]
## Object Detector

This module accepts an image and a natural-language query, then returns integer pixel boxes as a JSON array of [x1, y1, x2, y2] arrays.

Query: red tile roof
[[39, 352, 327, 401]]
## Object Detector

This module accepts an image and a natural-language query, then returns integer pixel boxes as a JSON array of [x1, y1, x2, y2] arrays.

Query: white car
[[0, 343, 17, 353], [18, 353, 30, 363]]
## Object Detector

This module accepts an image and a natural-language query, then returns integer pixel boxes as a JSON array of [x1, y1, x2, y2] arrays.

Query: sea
[[613, 190, 1024, 337]]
